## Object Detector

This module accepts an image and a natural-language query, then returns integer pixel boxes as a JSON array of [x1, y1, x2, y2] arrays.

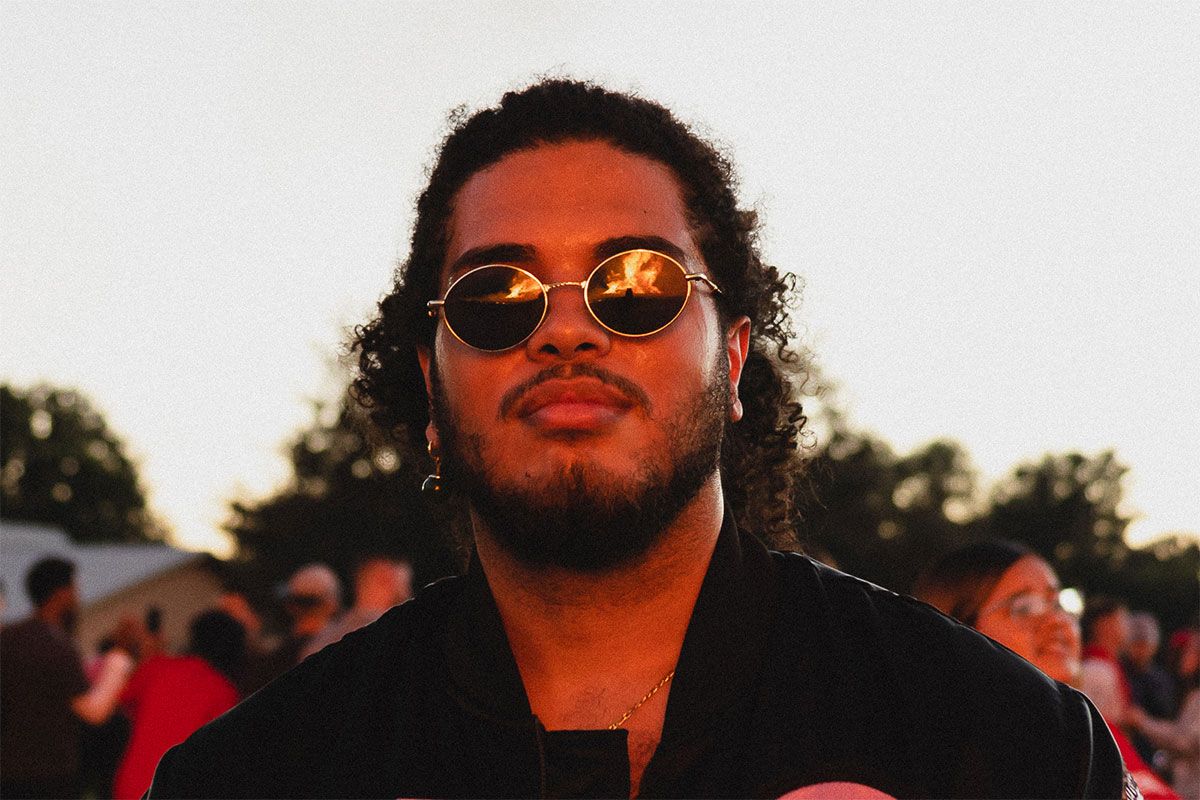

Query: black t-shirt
[[148, 516, 1126, 798], [0, 617, 91, 781]]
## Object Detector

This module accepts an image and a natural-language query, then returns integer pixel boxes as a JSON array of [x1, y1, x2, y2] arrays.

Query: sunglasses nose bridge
[[525, 278, 614, 355], [540, 279, 605, 328], [540, 279, 589, 292]]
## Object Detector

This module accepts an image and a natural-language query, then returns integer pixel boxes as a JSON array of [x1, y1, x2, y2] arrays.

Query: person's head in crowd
[[912, 540, 1081, 684], [351, 78, 808, 561], [188, 610, 247, 683], [1080, 595, 1131, 656], [1165, 629, 1200, 692], [1125, 611, 1162, 671], [282, 563, 342, 637], [218, 590, 263, 640], [25, 556, 79, 633], [353, 556, 413, 612]]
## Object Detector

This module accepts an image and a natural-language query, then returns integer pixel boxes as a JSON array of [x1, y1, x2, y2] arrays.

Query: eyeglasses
[[977, 590, 1080, 622], [426, 249, 722, 352]]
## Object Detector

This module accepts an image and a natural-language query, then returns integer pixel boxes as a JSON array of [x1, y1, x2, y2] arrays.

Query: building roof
[[0, 520, 205, 623]]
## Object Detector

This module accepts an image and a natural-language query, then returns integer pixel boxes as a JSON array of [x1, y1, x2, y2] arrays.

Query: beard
[[431, 358, 730, 572]]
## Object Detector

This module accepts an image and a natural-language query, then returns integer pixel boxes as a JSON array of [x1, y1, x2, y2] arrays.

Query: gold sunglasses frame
[[426, 249, 722, 352]]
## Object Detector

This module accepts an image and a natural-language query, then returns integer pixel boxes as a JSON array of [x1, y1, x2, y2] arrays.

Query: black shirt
[[148, 515, 1125, 798]]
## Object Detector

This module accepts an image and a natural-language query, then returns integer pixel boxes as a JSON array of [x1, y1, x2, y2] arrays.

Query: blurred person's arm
[[1129, 690, 1200, 756], [1079, 659, 1127, 723], [71, 647, 134, 724]]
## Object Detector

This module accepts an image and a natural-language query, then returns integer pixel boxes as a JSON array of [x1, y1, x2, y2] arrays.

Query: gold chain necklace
[[607, 669, 676, 730]]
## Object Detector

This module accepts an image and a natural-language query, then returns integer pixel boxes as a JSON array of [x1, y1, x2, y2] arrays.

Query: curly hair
[[352, 79, 807, 550]]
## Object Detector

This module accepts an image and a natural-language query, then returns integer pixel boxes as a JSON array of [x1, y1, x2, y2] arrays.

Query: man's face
[[419, 140, 748, 570]]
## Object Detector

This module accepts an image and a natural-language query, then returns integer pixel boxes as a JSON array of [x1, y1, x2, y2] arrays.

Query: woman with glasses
[[912, 539, 1180, 800]]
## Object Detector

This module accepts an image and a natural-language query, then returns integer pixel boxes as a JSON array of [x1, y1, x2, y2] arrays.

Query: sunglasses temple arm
[[686, 274, 723, 295]]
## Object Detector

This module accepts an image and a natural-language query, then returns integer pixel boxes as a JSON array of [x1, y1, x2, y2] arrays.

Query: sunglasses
[[427, 249, 722, 352]]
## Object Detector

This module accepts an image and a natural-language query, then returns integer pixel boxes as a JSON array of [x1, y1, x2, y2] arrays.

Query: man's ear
[[416, 345, 434, 398], [416, 345, 439, 445], [726, 316, 751, 422]]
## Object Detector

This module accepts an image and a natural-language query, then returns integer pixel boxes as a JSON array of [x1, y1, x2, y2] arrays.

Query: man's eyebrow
[[593, 236, 689, 264], [448, 243, 536, 273]]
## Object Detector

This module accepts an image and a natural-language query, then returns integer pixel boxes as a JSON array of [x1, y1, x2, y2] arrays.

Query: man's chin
[[470, 469, 674, 572]]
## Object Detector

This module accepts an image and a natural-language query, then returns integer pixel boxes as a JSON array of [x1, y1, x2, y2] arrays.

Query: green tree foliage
[[796, 410, 980, 591], [798, 422, 1197, 634], [1, 383, 160, 542], [986, 451, 1199, 636], [224, 395, 459, 599]]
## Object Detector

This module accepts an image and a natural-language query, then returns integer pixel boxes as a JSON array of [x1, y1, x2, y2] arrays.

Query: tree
[[983, 450, 1198, 635], [224, 393, 460, 601], [1, 383, 161, 542], [796, 408, 980, 592], [797, 409, 1197, 634]]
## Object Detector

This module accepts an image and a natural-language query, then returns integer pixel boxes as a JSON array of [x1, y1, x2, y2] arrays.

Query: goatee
[[431, 360, 729, 572]]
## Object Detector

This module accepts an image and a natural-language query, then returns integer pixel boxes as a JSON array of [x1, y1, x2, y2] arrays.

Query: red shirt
[[113, 654, 238, 800]]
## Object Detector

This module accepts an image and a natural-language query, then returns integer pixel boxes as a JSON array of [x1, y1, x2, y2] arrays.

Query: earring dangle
[[421, 441, 442, 493]]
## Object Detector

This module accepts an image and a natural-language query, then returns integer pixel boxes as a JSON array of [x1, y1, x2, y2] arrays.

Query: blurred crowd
[[913, 540, 1200, 800], [0, 555, 413, 799], [1, 543, 1195, 799]]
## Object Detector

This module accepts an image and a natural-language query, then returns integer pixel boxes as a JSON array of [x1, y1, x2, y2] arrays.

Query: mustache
[[497, 362, 652, 420]]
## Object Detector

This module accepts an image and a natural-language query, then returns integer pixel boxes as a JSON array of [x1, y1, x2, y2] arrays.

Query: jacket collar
[[439, 507, 779, 736]]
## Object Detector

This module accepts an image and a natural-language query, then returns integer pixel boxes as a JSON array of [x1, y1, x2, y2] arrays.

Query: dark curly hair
[[352, 78, 807, 551]]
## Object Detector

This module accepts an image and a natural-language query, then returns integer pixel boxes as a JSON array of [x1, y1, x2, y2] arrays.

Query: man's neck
[[473, 475, 725, 720], [473, 476, 726, 795], [34, 604, 65, 631]]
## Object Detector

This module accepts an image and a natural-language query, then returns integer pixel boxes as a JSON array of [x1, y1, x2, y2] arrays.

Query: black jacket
[[148, 516, 1125, 798]]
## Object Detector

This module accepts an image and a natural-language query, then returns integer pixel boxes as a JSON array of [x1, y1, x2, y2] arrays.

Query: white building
[[1, 521, 224, 655]]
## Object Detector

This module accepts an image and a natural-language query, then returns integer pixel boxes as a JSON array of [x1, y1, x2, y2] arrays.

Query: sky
[[3, 2, 1197, 557]]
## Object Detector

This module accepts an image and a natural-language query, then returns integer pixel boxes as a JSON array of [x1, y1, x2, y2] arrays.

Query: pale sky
[[3, 2, 1197, 557]]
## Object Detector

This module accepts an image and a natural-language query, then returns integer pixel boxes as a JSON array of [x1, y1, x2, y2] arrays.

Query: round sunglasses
[[426, 249, 722, 351]]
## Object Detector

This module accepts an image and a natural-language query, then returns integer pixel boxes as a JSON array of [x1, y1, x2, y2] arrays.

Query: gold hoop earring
[[421, 441, 442, 493]]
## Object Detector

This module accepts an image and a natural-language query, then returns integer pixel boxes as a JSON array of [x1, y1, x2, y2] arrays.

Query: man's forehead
[[442, 140, 698, 277], [446, 235, 692, 277]]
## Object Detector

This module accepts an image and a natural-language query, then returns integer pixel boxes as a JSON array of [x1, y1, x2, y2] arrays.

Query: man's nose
[[525, 283, 612, 360]]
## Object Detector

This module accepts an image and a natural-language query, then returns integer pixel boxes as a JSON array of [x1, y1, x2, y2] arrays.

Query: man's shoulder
[[146, 574, 467, 799], [770, 550, 1076, 695], [763, 552, 1124, 798]]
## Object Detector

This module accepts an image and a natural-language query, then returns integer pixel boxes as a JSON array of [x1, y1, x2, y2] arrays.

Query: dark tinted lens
[[442, 266, 545, 350], [586, 251, 689, 335]]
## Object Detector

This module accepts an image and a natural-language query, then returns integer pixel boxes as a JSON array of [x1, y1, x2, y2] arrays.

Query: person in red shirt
[[112, 610, 244, 800]]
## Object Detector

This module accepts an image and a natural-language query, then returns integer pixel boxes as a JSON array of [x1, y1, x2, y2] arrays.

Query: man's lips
[[511, 379, 637, 426]]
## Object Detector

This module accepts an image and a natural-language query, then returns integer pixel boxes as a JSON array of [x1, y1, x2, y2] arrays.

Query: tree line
[[3, 381, 1196, 635]]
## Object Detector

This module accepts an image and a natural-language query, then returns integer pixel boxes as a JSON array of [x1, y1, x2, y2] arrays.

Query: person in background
[[1127, 630, 1200, 800], [300, 555, 413, 660], [78, 616, 144, 800], [112, 609, 245, 800], [913, 539, 1178, 800], [0, 557, 135, 799], [1081, 596, 1136, 726], [1124, 611, 1178, 768], [275, 562, 342, 670], [216, 589, 274, 697]]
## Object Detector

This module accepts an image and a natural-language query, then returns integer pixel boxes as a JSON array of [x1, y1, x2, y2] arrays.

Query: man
[[1123, 612, 1176, 767], [1, 557, 134, 798], [276, 562, 343, 668], [300, 555, 414, 659], [148, 80, 1126, 798], [1081, 596, 1136, 726]]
